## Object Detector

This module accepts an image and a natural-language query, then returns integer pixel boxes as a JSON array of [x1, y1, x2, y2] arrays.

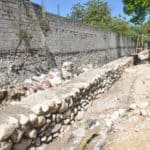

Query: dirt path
[[36, 64, 150, 150]]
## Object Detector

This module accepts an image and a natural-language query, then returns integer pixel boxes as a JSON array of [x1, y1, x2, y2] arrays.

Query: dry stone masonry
[[0, 57, 133, 150]]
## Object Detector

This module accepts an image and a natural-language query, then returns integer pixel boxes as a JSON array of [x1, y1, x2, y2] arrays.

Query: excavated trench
[[132, 50, 150, 65], [0, 51, 149, 107], [0, 57, 135, 150], [36, 54, 150, 150], [0, 55, 150, 150]]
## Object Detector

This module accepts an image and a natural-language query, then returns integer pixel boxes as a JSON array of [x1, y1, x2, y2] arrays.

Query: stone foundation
[[0, 57, 133, 150]]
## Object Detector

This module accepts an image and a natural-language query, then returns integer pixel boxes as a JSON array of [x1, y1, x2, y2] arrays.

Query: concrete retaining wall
[[0, 0, 135, 87], [0, 57, 133, 150]]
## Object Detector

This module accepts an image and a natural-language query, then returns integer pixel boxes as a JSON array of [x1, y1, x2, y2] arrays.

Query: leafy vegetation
[[122, 0, 150, 25], [67, 3, 85, 21], [67, 0, 150, 44], [83, 0, 111, 26]]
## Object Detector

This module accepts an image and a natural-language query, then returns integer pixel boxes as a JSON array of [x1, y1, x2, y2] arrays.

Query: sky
[[30, 0, 130, 20]]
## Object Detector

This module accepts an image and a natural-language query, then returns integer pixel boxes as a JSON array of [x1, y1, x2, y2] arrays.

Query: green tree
[[109, 15, 130, 35], [68, 0, 148, 41], [68, 0, 111, 27], [83, 0, 111, 26], [142, 20, 150, 43], [122, 0, 150, 24], [67, 3, 85, 21]]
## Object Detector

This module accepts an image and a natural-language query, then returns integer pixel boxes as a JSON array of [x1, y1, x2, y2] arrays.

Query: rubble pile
[[0, 62, 77, 105], [0, 68, 63, 105], [129, 102, 150, 117], [138, 49, 149, 61], [0, 57, 133, 150], [24, 68, 62, 93], [0, 85, 26, 105]]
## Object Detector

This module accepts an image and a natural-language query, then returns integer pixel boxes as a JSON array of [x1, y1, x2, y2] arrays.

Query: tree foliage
[[142, 20, 150, 43], [67, 3, 85, 21], [67, 0, 111, 26], [83, 0, 111, 26], [109, 15, 129, 35], [122, 0, 150, 24], [68, 0, 150, 43]]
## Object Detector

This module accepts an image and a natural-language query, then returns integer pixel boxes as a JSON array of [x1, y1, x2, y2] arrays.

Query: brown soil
[[104, 116, 150, 150], [37, 64, 150, 150]]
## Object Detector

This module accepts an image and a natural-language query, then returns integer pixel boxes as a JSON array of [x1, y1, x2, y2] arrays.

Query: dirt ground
[[37, 64, 150, 150]]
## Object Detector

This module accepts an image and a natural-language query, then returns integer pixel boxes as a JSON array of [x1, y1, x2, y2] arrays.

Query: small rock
[[48, 100, 57, 113], [11, 129, 24, 143], [129, 103, 137, 110], [8, 117, 19, 127], [0, 117, 19, 141], [40, 124, 49, 133], [41, 136, 47, 142], [19, 114, 29, 125], [37, 116, 46, 127], [59, 101, 68, 113], [56, 114, 63, 123], [46, 119, 51, 125], [52, 133, 59, 138], [85, 119, 97, 129], [70, 112, 74, 120], [140, 109, 147, 116], [41, 103, 49, 113], [47, 136, 52, 142], [28, 129, 37, 139], [73, 108, 78, 115], [63, 119, 70, 125], [55, 99, 62, 108], [147, 110, 150, 117], [32, 105, 42, 115], [63, 110, 71, 120], [105, 119, 112, 128], [0, 90, 8, 102], [60, 126, 67, 133], [137, 102, 149, 109], [71, 120, 75, 124], [132, 109, 140, 115], [21, 124, 30, 133], [29, 114, 38, 124], [118, 109, 126, 116], [8, 89, 21, 100], [51, 124, 61, 133], [75, 111, 84, 121], [34, 137, 41, 147], [0, 141, 12, 150], [52, 114, 56, 122], [28, 147, 35, 150], [45, 127, 52, 137], [135, 128, 140, 132], [45, 114, 51, 118], [110, 111, 119, 120]]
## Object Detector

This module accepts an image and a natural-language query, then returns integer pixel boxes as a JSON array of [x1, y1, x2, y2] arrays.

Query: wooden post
[[136, 34, 139, 53], [141, 34, 144, 50]]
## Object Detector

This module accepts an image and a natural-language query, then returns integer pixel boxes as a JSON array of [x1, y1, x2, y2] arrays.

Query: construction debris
[[0, 62, 96, 105]]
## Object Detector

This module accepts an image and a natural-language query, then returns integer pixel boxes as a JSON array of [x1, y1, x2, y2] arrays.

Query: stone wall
[[0, 0, 44, 50], [0, 0, 135, 87], [0, 57, 134, 150], [0, 0, 50, 87], [45, 13, 135, 67]]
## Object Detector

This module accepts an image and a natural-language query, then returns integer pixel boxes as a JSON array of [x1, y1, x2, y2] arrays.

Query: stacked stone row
[[0, 57, 133, 150]]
